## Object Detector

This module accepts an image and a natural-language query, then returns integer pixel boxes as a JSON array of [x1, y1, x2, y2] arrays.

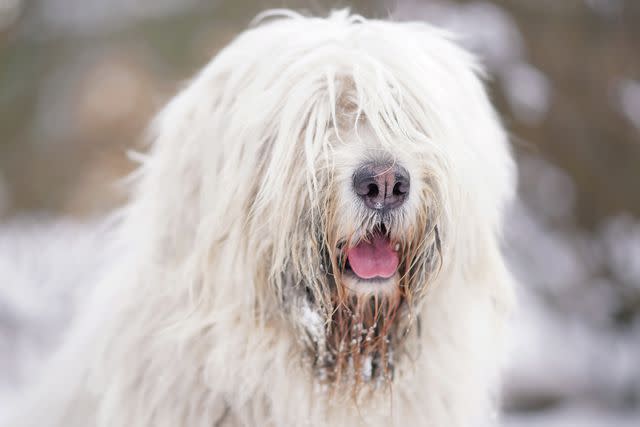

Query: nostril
[[392, 181, 406, 196], [367, 183, 379, 197]]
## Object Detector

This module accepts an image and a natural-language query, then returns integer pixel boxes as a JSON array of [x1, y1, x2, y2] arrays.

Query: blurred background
[[0, 0, 639, 425]]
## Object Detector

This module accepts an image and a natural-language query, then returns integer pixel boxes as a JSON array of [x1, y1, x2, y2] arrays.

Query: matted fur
[[6, 10, 517, 427]]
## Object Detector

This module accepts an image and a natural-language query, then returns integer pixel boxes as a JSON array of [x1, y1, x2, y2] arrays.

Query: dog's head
[[143, 10, 515, 395]]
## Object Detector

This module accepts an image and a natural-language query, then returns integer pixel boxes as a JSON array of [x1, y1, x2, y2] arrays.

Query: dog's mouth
[[346, 233, 399, 279], [340, 225, 402, 296]]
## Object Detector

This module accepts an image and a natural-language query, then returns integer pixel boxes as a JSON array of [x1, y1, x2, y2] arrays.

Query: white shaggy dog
[[6, 10, 517, 427]]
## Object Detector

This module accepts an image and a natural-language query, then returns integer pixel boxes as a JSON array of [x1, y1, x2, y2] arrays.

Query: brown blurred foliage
[[0, 0, 638, 227]]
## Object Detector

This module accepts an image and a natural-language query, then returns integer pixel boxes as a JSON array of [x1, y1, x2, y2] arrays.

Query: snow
[[601, 215, 640, 287], [0, 217, 114, 411], [505, 405, 640, 427], [615, 79, 640, 131], [300, 301, 325, 344], [501, 64, 551, 125]]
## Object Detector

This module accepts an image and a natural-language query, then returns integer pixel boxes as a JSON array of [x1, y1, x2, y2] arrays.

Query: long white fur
[[5, 10, 517, 427]]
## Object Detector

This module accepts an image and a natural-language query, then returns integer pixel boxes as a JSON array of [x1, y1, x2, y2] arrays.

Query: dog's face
[[243, 73, 455, 388], [287, 123, 444, 388]]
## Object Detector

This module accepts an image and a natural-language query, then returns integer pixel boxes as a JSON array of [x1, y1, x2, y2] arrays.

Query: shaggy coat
[[7, 10, 516, 427]]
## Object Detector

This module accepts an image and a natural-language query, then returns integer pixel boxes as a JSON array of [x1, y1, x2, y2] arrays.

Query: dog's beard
[[319, 283, 404, 388], [290, 214, 442, 394]]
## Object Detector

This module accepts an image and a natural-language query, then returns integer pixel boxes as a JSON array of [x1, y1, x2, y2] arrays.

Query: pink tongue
[[347, 235, 399, 279]]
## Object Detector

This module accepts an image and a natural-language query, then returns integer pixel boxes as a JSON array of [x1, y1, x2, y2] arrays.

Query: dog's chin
[[341, 271, 401, 298]]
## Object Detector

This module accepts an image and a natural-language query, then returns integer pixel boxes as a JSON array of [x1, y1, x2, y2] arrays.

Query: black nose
[[353, 162, 410, 211]]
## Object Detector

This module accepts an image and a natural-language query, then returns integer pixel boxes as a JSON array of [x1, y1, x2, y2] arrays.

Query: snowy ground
[[505, 406, 640, 427], [0, 218, 115, 412]]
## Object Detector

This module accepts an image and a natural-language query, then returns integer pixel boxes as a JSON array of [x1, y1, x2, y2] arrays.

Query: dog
[[6, 10, 517, 427]]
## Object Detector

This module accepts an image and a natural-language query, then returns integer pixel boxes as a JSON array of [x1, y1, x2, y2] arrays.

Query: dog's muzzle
[[339, 161, 411, 292]]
